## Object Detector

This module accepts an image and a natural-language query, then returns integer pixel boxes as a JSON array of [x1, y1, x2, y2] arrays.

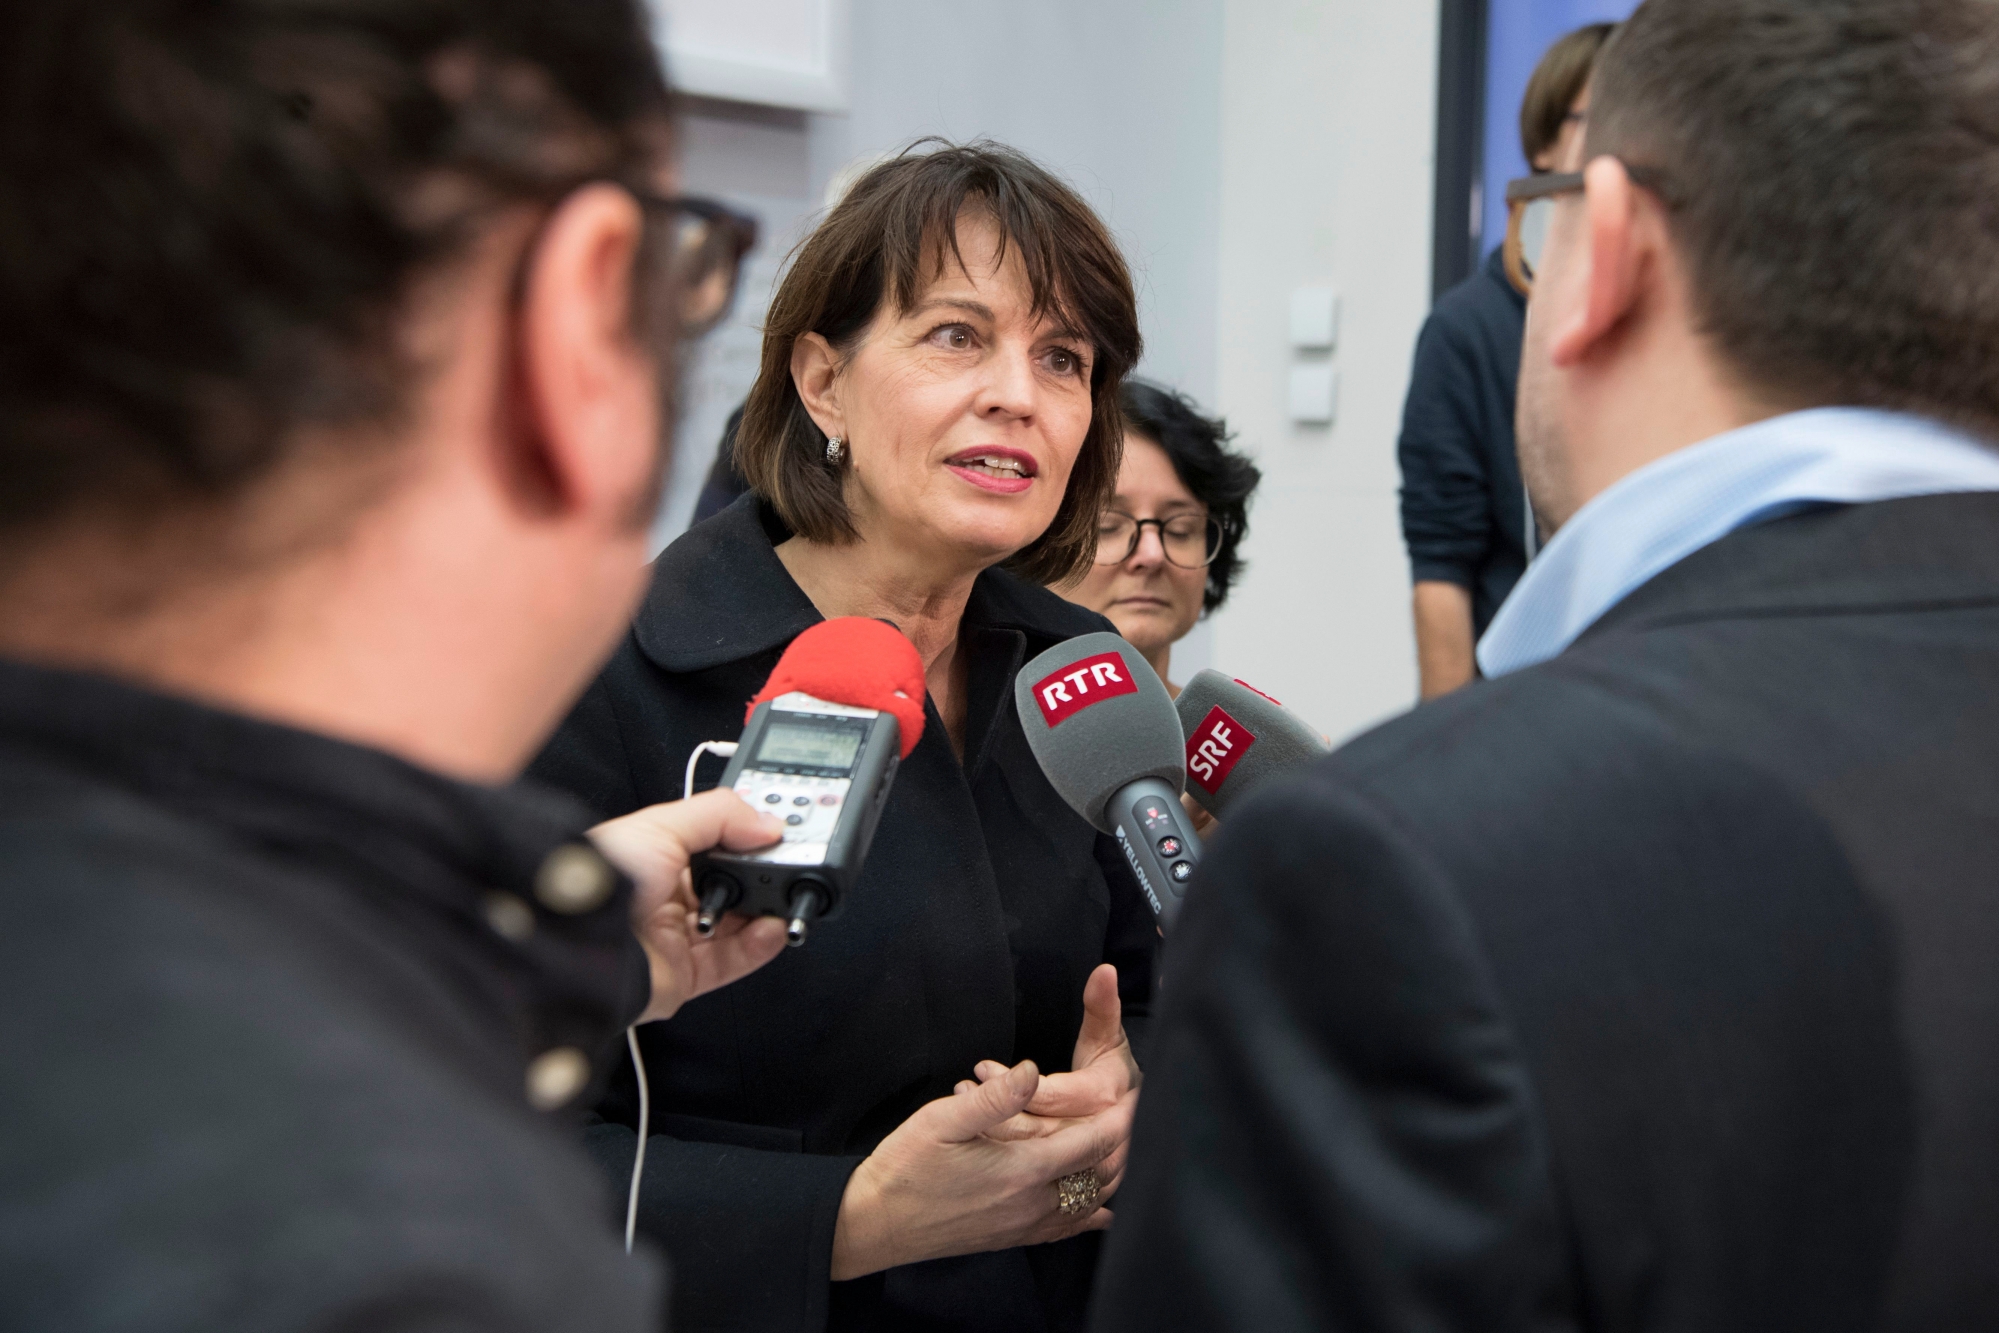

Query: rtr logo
[[1033, 652, 1139, 726], [1186, 705, 1256, 794]]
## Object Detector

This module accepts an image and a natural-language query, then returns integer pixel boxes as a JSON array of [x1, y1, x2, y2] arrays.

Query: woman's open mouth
[[945, 448, 1038, 495]]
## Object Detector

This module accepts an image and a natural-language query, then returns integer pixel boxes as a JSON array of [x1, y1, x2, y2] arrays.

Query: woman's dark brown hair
[[1520, 22, 1617, 167], [736, 139, 1143, 585]]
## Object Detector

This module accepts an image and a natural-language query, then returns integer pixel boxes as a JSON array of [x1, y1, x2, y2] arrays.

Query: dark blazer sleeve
[[1397, 314, 1496, 590], [584, 1121, 860, 1333], [528, 673, 642, 820], [1091, 764, 1576, 1333]]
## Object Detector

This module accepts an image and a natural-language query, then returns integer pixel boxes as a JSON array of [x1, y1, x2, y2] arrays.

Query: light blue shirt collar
[[1477, 408, 1999, 679]]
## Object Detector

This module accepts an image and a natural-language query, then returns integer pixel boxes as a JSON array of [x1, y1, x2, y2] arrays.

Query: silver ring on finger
[[1054, 1167, 1101, 1217]]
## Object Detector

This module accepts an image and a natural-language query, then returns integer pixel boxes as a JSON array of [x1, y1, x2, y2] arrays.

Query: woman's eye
[[1046, 347, 1086, 376], [1164, 519, 1205, 540], [929, 324, 975, 350]]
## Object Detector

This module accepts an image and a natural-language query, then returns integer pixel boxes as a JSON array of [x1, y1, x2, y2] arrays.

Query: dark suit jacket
[[1094, 492, 1999, 1331], [531, 494, 1159, 1333]]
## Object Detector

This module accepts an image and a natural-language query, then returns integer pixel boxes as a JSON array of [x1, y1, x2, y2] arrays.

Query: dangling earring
[[825, 436, 845, 465]]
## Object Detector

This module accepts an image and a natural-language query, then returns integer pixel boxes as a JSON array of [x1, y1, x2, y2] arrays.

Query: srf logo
[[1186, 704, 1256, 794], [1033, 652, 1138, 726]]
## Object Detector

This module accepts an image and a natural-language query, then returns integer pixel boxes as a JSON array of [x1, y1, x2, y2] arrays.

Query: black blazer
[[531, 495, 1158, 1333], [1094, 492, 1999, 1331]]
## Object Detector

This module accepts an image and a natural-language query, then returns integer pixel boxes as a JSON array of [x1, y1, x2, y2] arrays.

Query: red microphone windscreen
[[749, 617, 927, 758]]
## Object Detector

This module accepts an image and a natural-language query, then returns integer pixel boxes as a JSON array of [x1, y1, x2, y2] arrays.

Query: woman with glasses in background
[[1057, 381, 1260, 697]]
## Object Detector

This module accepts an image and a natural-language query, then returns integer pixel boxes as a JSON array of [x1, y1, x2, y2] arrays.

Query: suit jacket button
[[535, 843, 615, 914], [526, 1046, 590, 1110]]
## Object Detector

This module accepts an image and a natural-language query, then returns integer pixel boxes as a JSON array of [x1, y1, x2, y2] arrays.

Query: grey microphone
[[1175, 670, 1331, 818], [1014, 632, 1201, 926]]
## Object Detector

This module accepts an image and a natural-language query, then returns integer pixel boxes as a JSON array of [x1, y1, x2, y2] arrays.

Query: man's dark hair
[[0, 0, 675, 540], [736, 139, 1143, 586], [1590, 0, 1999, 439], [1118, 381, 1259, 613], [1520, 22, 1617, 167]]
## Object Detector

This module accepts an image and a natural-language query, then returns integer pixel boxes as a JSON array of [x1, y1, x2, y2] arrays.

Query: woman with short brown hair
[[533, 140, 1154, 1331]]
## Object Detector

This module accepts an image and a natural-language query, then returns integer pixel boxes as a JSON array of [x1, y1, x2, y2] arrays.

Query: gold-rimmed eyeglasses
[[1502, 160, 1675, 298], [1094, 512, 1224, 568], [1502, 170, 1583, 298]]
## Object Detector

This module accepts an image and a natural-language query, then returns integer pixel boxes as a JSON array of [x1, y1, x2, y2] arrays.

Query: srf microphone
[[1014, 632, 1201, 926], [1174, 670, 1331, 818], [690, 618, 925, 946]]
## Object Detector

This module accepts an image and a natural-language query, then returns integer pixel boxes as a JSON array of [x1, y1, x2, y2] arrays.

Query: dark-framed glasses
[[1094, 512, 1224, 569], [633, 192, 760, 338], [1502, 170, 1583, 297]]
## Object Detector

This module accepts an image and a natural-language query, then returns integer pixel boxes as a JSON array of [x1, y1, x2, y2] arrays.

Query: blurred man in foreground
[[1098, 0, 1999, 1327], [0, 2, 791, 1327]]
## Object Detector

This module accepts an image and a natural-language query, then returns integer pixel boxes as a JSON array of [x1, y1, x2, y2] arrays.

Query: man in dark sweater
[[0, 2, 801, 1328], [1397, 23, 1615, 698]]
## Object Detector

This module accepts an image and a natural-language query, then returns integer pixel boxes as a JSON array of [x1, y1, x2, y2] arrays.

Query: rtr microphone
[[1014, 632, 1201, 927], [1175, 670, 1330, 819], [690, 618, 925, 946]]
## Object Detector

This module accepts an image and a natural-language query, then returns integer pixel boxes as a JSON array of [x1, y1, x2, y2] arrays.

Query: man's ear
[[1549, 156, 1649, 368], [792, 332, 845, 440], [512, 183, 656, 525]]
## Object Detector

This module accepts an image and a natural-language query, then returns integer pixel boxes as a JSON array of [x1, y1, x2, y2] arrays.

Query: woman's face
[[1062, 434, 1208, 661], [799, 214, 1096, 571]]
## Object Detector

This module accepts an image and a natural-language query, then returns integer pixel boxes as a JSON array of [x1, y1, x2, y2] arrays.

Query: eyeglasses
[[632, 192, 760, 338], [510, 188, 759, 342], [1094, 512, 1224, 568], [1502, 160, 1675, 298], [1502, 170, 1583, 298]]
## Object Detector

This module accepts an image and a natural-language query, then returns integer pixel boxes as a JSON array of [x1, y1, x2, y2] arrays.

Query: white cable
[[624, 1025, 648, 1254], [625, 739, 742, 1256], [682, 741, 738, 807]]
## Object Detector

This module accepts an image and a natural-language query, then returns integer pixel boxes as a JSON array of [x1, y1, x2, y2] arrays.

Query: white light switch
[[1289, 287, 1340, 351], [1289, 365, 1338, 426]]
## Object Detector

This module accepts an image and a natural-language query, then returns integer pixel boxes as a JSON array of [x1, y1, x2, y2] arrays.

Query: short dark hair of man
[[1118, 380, 1261, 613], [0, 0, 675, 549], [735, 139, 1143, 586], [1589, 0, 1999, 441], [1520, 22, 1617, 166]]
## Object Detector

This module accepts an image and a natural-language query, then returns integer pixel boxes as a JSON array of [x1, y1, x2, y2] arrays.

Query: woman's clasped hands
[[829, 964, 1141, 1280]]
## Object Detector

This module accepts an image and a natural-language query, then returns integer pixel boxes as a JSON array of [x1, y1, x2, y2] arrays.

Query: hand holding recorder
[[588, 793, 791, 1025]]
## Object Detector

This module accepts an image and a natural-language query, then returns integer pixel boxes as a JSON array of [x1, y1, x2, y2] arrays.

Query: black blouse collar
[[633, 491, 1102, 674]]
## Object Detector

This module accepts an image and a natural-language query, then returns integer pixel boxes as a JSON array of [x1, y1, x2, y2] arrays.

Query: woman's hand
[[960, 964, 1139, 1121], [588, 790, 789, 1024], [830, 1060, 1136, 1280]]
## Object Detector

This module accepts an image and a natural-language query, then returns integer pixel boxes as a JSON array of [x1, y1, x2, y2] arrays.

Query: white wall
[[1205, 0, 1436, 741], [816, 0, 1224, 407]]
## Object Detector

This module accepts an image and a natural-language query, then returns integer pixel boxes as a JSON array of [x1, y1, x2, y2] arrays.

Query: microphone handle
[[1107, 776, 1203, 929]]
